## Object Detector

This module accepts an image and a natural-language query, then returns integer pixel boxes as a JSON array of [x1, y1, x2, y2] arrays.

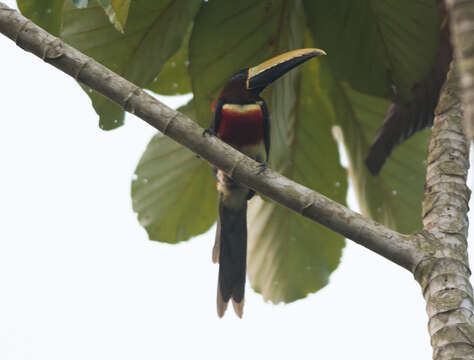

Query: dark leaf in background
[[303, 0, 439, 101], [60, 0, 201, 129], [72, 0, 87, 7], [110, 0, 131, 31], [17, 0, 64, 36], [97, 0, 125, 33], [320, 61, 430, 234], [148, 29, 192, 96], [189, 0, 283, 127], [365, 10, 451, 175], [248, 43, 347, 304]]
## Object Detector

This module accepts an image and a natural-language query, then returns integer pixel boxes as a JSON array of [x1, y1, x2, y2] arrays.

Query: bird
[[207, 48, 326, 317]]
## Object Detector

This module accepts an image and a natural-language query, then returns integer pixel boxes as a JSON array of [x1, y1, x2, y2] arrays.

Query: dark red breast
[[216, 104, 264, 147]]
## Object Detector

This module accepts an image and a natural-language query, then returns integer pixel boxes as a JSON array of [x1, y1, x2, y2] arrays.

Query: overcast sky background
[[1, 1, 473, 359]]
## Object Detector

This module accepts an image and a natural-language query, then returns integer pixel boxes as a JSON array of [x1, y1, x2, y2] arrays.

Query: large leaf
[[317, 57, 429, 233], [110, 0, 131, 31], [365, 18, 452, 175], [248, 52, 347, 304], [131, 101, 217, 243], [190, 0, 347, 303], [61, 0, 201, 129], [342, 87, 429, 233], [302, 1, 432, 232], [148, 30, 192, 96], [303, 0, 439, 101], [72, 0, 88, 7], [189, 1, 284, 127], [17, 0, 64, 36], [97, 0, 126, 33]]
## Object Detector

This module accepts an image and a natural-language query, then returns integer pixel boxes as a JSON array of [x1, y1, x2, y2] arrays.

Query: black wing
[[259, 99, 271, 157], [210, 98, 225, 134]]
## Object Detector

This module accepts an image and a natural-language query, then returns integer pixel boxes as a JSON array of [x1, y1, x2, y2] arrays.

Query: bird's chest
[[217, 104, 264, 148]]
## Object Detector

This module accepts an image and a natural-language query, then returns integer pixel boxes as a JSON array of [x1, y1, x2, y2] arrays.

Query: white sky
[[0, 2, 473, 359]]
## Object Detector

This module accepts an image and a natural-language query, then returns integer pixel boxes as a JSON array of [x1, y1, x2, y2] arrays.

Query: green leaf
[[342, 86, 429, 233], [97, 0, 126, 33], [189, 0, 284, 127], [190, 0, 346, 303], [148, 30, 192, 95], [72, 0, 88, 8], [110, 0, 131, 30], [61, 0, 202, 130], [80, 85, 124, 130], [248, 54, 347, 304], [17, 0, 64, 36], [132, 0, 432, 303], [303, 0, 439, 101], [131, 101, 218, 243], [318, 57, 429, 233]]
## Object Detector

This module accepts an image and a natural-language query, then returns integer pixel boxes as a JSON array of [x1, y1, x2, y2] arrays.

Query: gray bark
[[0, 2, 423, 270], [417, 63, 474, 359], [445, 0, 474, 140], [0, 2, 472, 358]]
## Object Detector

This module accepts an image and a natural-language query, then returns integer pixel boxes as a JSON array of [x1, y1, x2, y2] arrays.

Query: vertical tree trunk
[[416, 62, 474, 359], [1, 3, 474, 356], [445, 0, 474, 140]]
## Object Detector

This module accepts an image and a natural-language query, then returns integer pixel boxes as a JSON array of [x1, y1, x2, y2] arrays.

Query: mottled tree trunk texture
[[418, 63, 473, 359], [445, 0, 474, 140], [0, 2, 473, 358]]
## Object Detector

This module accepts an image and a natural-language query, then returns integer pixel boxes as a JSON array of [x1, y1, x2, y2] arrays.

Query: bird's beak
[[246, 48, 326, 90]]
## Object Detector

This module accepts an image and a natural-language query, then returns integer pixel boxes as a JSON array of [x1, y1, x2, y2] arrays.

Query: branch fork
[[0, 3, 472, 357]]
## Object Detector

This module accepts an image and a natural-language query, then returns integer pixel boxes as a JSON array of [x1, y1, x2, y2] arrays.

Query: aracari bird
[[208, 48, 326, 317]]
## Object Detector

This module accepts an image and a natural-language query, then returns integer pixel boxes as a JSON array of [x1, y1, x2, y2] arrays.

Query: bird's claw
[[203, 128, 215, 137], [256, 162, 268, 175]]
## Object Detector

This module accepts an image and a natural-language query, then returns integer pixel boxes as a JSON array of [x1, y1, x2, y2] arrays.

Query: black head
[[217, 48, 326, 104], [218, 69, 261, 104]]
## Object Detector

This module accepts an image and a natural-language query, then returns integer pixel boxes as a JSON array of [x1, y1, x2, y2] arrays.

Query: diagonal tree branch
[[2, 2, 474, 357], [0, 2, 425, 271]]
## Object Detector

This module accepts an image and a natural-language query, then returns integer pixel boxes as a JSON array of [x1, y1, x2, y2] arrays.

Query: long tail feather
[[214, 179, 248, 318]]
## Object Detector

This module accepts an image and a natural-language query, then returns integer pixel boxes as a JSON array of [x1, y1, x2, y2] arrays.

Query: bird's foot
[[202, 128, 215, 137], [256, 162, 268, 175]]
